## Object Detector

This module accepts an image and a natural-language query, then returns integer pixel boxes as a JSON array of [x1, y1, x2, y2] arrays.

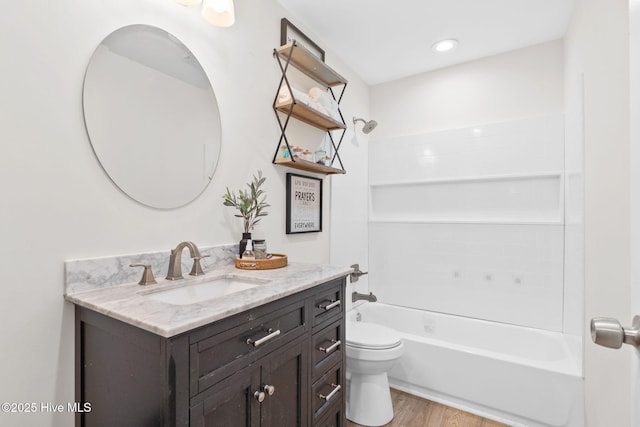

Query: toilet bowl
[[346, 320, 404, 427]]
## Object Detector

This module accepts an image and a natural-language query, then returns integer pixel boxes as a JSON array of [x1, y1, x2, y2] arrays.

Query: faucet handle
[[190, 255, 210, 276], [350, 264, 368, 283], [130, 264, 157, 286]]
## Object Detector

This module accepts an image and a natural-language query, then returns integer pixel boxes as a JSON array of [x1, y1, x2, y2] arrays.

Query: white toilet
[[346, 320, 404, 427]]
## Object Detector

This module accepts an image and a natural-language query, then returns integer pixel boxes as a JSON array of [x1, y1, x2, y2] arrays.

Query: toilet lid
[[347, 321, 402, 350]]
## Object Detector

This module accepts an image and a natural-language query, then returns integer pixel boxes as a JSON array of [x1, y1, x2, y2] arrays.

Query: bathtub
[[351, 303, 584, 427]]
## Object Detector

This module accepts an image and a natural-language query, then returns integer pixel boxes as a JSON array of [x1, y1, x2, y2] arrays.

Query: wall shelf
[[272, 41, 348, 176], [274, 157, 346, 175], [274, 100, 346, 131], [274, 43, 347, 87]]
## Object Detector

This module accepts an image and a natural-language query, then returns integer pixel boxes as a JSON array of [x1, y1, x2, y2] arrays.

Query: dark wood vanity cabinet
[[75, 277, 346, 427]]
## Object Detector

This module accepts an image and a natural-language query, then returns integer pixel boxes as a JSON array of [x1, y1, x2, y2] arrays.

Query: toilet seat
[[347, 321, 402, 350]]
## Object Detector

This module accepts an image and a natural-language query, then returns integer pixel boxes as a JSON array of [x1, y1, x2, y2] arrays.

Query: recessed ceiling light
[[432, 39, 459, 53]]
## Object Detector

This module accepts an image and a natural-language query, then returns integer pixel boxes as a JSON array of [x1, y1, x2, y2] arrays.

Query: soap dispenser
[[242, 239, 255, 260]]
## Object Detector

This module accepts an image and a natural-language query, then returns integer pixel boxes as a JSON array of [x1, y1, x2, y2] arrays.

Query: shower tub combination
[[351, 303, 584, 427]]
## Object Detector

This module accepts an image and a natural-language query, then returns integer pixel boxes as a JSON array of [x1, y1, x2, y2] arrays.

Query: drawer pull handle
[[254, 390, 265, 402], [318, 384, 341, 402], [246, 328, 281, 347], [319, 339, 341, 354], [263, 384, 276, 396], [318, 299, 341, 311]]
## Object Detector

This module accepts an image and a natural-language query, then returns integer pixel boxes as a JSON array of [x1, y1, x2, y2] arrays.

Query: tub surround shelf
[[273, 41, 348, 175], [370, 171, 563, 224], [369, 171, 563, 187], [369, 219, 564, 225]]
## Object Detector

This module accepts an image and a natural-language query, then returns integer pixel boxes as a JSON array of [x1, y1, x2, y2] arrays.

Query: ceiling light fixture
[[176, 0, 235, 27], [202, 0, 235, 27], [432, 39, 458, 53]]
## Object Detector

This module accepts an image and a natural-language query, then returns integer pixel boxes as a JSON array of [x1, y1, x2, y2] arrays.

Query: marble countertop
[[65, 262, 352, 338]]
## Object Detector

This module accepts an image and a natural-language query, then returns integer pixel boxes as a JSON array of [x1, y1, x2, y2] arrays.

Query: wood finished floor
[[346, 389, 509, 427]]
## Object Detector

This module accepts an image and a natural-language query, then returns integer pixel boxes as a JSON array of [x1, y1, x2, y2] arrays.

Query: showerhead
[[353, 117, 378, 134]]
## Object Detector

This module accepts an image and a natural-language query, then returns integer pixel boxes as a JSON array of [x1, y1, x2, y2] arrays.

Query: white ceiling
[[276, 0, 575, 85]]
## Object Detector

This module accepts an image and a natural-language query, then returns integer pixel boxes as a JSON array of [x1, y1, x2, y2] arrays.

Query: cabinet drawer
[[312, 279, 344, 327], [312, 320, 343, 380], [312, 363, 343, 422], [314, 400, 343, 427], [190, 298, 306, 396]]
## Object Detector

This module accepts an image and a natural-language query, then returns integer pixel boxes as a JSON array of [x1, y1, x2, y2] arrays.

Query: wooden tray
[[235, 254, 288, 270]]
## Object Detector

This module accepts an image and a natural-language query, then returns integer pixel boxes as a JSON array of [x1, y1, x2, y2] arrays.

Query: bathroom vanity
[[66, 260, 349, 427]]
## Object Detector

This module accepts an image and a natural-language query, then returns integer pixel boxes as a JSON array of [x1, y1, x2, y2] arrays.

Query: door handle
[[590, 315, 640, 350]]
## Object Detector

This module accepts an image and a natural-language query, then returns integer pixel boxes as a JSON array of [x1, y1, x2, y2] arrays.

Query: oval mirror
[[82, 24, 221, 209]]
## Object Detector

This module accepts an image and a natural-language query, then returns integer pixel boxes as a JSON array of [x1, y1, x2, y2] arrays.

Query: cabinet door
[[190, 366, 261, 427], [260, 338, 309, 427]]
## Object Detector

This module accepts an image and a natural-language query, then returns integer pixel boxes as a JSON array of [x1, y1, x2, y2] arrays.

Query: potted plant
[[222, 171, 269, 257]]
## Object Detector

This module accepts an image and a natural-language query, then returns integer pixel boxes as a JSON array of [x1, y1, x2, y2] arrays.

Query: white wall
[[329, 96, 371, 311], [0, 1, 368, 425], [565, 0, 631, 425], [370, 40, 564, 138]]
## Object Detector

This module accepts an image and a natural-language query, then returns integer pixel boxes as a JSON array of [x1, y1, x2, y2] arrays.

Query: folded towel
[[308, 86, 341, 121], [278, 85, 310, 106]]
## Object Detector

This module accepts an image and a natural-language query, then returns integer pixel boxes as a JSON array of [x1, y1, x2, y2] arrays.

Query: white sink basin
[[144, 276, 270, 306]]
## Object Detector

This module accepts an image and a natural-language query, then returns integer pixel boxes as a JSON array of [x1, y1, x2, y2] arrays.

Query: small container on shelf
[[323, 155, 332, 166], [314, 150, 326, 164], [302, 149, 313, 161], [253, 239, 267, 259], [279, 144, 292, 159], [292, 146, 303, 159]]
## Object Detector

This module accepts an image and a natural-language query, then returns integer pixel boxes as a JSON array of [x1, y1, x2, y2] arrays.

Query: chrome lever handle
[[189, 255, 210, 276], [591, 315, 640, 350], [350, 264, 368, 283], [129, 264, 157, 286], [318, 384, 341, 401], [319, 339, 341, 354], [318, 300, 341, 311], [246, 328, 281, 347]]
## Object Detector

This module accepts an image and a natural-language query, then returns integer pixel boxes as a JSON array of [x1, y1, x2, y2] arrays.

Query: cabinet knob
[[263, 384, 276, 396], [254, 390, 266, 403]]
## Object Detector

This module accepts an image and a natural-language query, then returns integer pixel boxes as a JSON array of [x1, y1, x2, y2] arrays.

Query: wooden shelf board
[[274, 157, 346, 175], [275, 43, 347, 87], [275, 101, 346, 131]]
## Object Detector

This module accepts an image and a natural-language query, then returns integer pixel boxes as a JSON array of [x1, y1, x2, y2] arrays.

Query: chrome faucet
[[352, 291, 377, 303], [166, 241, 204, 280]]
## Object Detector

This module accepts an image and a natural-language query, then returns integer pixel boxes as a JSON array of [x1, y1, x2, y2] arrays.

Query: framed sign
[[280, 18, 325, 62], [286, 173, 323, 234]]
